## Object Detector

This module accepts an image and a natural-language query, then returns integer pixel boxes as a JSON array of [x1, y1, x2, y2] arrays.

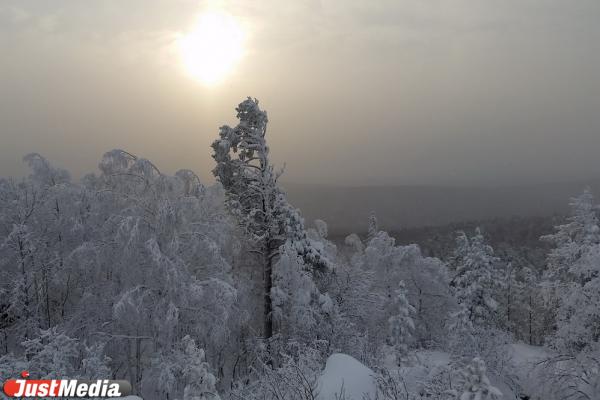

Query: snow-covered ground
[[316, 344, 551, 400], [317, 353, 377, 400], [506, 343, 552, 398]]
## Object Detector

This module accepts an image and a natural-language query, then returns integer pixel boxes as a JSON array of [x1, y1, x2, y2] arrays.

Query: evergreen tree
[[367, 211, 379, 243], [543, 189, 600, 351], [388, 281, 416, 363], [542, 188, 600, 284], [554, 243, 600, 352], [211, 98, 328, 339], [450, 229, 500, 328]]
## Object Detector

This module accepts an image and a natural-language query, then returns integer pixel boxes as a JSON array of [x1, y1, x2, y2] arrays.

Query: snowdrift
[[317, 353, 376, 400]]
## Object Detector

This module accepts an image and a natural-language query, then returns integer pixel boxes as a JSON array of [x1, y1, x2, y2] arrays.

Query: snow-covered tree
[[447, 307, 475, 355], [508, 266, 545, 345], [554, 243, 600, 353], [364, 231, 399, 301], [398, 245, 451, 347], [388, 281, 416, 363], [271, 242, 338, 346], [452, 358, 502, 400], [313, 219, 328, 239], [3, 129, 600, 400], [21, 328, 81, 378], [344, 233, 364, 253], [542, 188, 600, 284], [211, 97, 328, 339], [367, 211, 379, 243], [543, 190, 600, 355], [81, 342, 112, 379], [147, 336, 221, 400], [450, 229, 501, 328], [337, 227, 451, 359], [178, 336, 221, 400]]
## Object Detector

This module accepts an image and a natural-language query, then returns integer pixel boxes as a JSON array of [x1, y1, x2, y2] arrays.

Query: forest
[[0, 98, 598, 400]]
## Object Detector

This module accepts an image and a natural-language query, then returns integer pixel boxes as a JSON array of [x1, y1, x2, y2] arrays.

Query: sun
[[178, 12, 244, 85]]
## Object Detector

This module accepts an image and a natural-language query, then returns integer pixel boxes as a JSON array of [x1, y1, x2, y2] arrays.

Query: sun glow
[[178, 12, 244, 85]]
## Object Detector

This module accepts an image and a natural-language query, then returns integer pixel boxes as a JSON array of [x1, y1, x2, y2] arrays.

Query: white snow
[[507, 343, 550, 366], [506, 343, 552, 397], [315, 345, 551, 400], [413, 350, 451, 367], [317, 353, 376, 400]]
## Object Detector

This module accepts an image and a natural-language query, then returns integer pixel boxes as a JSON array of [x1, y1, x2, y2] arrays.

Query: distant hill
[[282, 180, 600, 235]]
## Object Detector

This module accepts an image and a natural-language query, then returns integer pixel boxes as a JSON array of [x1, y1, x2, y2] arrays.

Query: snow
[[414, 350, 452, 367], [383, 348, 541, 400], [506, 343, 552, 398], [2, 115, 597, 400], [489, 377, 517, 400], [317, 353, 376, 400], [121, 397, 143, 400], [508, 343, 550, 366]]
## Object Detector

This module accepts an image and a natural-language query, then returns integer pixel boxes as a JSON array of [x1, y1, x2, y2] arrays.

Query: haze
[[1, 0, 599, 187]]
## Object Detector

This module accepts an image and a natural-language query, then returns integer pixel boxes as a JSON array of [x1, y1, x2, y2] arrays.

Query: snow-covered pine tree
[[542, 189, 600, 352], [554, 242, 600, 353], [542, 188, 600, 284], [450, 231, 470, 274], [367, 211, 379, 243], [211, 97, 328, 339], [388, 281, 416, 363], [450, 229, 500, 328]]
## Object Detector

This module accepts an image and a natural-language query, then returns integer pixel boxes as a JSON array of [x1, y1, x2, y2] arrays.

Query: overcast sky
[[1, 0, 599, 186]]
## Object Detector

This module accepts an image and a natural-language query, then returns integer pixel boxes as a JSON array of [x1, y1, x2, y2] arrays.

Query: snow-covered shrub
[[534, 345, 600, 400], [450, 358, 502, 400], [229, 341, 324, 400], [366, 368, 413, 400], [0, 327, 111, 380]]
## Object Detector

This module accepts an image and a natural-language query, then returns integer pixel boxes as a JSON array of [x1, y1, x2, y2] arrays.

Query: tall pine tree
[[211, 98, 328, 339]]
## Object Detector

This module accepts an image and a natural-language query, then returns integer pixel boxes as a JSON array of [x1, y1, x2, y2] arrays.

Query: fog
[[1, 0, 599, 187]]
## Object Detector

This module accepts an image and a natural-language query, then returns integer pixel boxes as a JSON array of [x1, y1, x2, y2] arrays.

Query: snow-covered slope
[[506, 343, 552, 398], [317, 354, 376, 400], [379, 346, 552, 400]]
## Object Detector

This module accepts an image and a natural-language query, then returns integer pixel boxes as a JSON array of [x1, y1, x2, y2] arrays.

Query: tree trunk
[[506, 280, 511, 333], [263, 241, 273, 339], [528, 294, 533, 345]]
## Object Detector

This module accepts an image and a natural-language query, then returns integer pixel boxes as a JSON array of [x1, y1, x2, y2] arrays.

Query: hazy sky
[[1, 0, 599, 186]]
